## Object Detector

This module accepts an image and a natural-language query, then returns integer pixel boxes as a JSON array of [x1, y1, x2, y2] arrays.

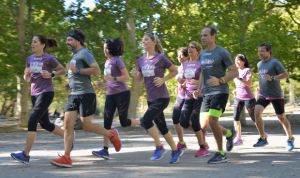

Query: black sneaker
[[226, 129, 236, 151], [253, 137, 268, 147], [207, 152, 228, 164]]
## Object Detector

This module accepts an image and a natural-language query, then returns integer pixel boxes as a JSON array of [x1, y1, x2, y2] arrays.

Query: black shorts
[[200, 93, 229, 118], [256, 97, 285, 115], [64, 93, 97, 117]]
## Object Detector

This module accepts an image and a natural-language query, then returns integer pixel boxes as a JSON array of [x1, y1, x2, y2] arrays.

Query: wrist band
[[51, 72, 55, 78], [114, 77, 117, 81], [77, 68, 80, 75], [271, 76, 275, 81]]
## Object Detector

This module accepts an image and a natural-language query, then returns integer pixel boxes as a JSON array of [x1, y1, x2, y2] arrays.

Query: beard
[[67, 44, 75, 51]]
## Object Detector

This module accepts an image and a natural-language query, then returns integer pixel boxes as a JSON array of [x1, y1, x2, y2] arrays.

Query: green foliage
[[1, 0, 299, 115]]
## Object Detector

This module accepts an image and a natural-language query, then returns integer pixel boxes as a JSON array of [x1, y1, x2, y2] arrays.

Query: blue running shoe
[[287, 137, 295, 151], [169, 149, 183, 164], [150, 146, 166, 161], [11, 151, 30, 165], [226, 129, 236, 151], [207, 152, 228, 164], [92, 149, 110, 160], [253, 138, 268, 147]]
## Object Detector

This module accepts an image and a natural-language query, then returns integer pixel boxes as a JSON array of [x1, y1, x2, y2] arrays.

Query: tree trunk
[[16, 0, 30, 127], [125, 5, 144, 119]]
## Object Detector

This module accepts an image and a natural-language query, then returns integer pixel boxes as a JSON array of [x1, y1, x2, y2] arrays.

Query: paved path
[[1, 120, 300, 178]]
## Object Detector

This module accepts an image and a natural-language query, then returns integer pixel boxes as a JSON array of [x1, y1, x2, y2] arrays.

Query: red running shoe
[[108, 129, 122, 152], [50, 155, 72, 168]]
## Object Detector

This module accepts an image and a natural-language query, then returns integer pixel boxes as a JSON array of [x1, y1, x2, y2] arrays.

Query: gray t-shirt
[[68, 48, 96, 95], [199, 46, 233, 95], [257, 58, 286, 98]]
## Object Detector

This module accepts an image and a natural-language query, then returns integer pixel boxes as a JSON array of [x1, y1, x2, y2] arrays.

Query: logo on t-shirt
[[30, 62, 43, 73], [104, 65, 112, 76], [184, 67, 196, 79], [141, 63, 155, 77]]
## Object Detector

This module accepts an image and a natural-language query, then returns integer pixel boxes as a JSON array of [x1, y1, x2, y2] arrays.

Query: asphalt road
[[1, 120, 300, 178]]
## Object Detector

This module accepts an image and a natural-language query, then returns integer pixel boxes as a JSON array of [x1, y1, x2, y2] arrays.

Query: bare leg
[[174, 123, 184, 142], [163, 131, 177, 151], [277, 114, 293, 138], [234, 121, 242, 138], [24, 132, 37, 156], [209, 117, 223, 151], [254, 105, 266, 138], [63, 111, 76, 157], [147, 126, 162, 147]]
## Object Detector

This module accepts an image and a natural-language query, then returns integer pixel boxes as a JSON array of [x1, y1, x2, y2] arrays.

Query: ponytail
[[47, 39, 58, 48], [34, 35, 57, 50]]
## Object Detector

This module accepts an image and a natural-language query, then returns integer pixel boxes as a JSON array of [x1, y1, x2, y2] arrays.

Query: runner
[[92, 38, 140, 159], [232, 54, 256, 145], [50, 30, 121, 168], [132, 33, 182, 164], [199, 26, 238, 164], [253, 42, 294, 151], [172, 47, 188, 152], [11, 35, 65, 165]]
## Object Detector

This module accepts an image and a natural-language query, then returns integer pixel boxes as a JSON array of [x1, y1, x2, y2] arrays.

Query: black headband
[[68, 30, 85, 44]]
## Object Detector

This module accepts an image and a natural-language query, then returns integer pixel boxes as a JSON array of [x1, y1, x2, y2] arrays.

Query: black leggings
[[180, 97, 202, 132], [233, 98, 256, 122], [141, 98, 170, 135], [172, 97, 185, 124], [28, 92, 55, 132], [104, 90, 131, 129]]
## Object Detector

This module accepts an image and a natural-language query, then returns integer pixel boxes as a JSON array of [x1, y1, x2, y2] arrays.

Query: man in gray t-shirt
[[253, 42, 294, 151], [51, 30, 121, 168], [198, 26, 238, 164]]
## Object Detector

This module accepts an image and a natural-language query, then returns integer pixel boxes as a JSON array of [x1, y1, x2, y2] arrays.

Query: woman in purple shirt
[[11, 35, 65, 164], [92, 38, 140, 159], [132, 33, 182, 164], [232, 54, 256, 145], [172, 47, 188, 151], [180, 41, 208, 157]]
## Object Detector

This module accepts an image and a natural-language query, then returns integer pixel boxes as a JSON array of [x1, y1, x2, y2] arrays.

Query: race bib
[[184, 68, 196, 79], [141, 64, 155, 77], [30, 62, 43, 73], [104, 65, 112, 76]]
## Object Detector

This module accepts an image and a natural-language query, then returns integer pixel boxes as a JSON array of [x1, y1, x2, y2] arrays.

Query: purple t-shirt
[[176, 64, 185, 99], [26, 53, 59, 96], [183, 60, 202, 99], [234, 68, 254, 100], [104, 56, 129, 95], [137, 53, 172, 102]]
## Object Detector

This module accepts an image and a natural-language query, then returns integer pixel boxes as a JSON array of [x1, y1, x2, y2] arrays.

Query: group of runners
[[10, 25, 295, 168]]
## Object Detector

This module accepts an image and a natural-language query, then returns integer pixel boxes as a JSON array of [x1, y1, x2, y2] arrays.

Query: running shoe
[[226, 129, 236, 151], [92, 149, 110, 159], [233, 137, 243, 146], [150, 146, 166, 161], [169, 149, 182, 164], [287, 137, 295, 151], [207, 152, 228, 164], [50, 155, 72, 168], [176, 142, 187, 150], [108, 129, 121, 152], [253, 137, 268, 147], [195, 147, 209, 157], [10, 151, 30, 165]]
